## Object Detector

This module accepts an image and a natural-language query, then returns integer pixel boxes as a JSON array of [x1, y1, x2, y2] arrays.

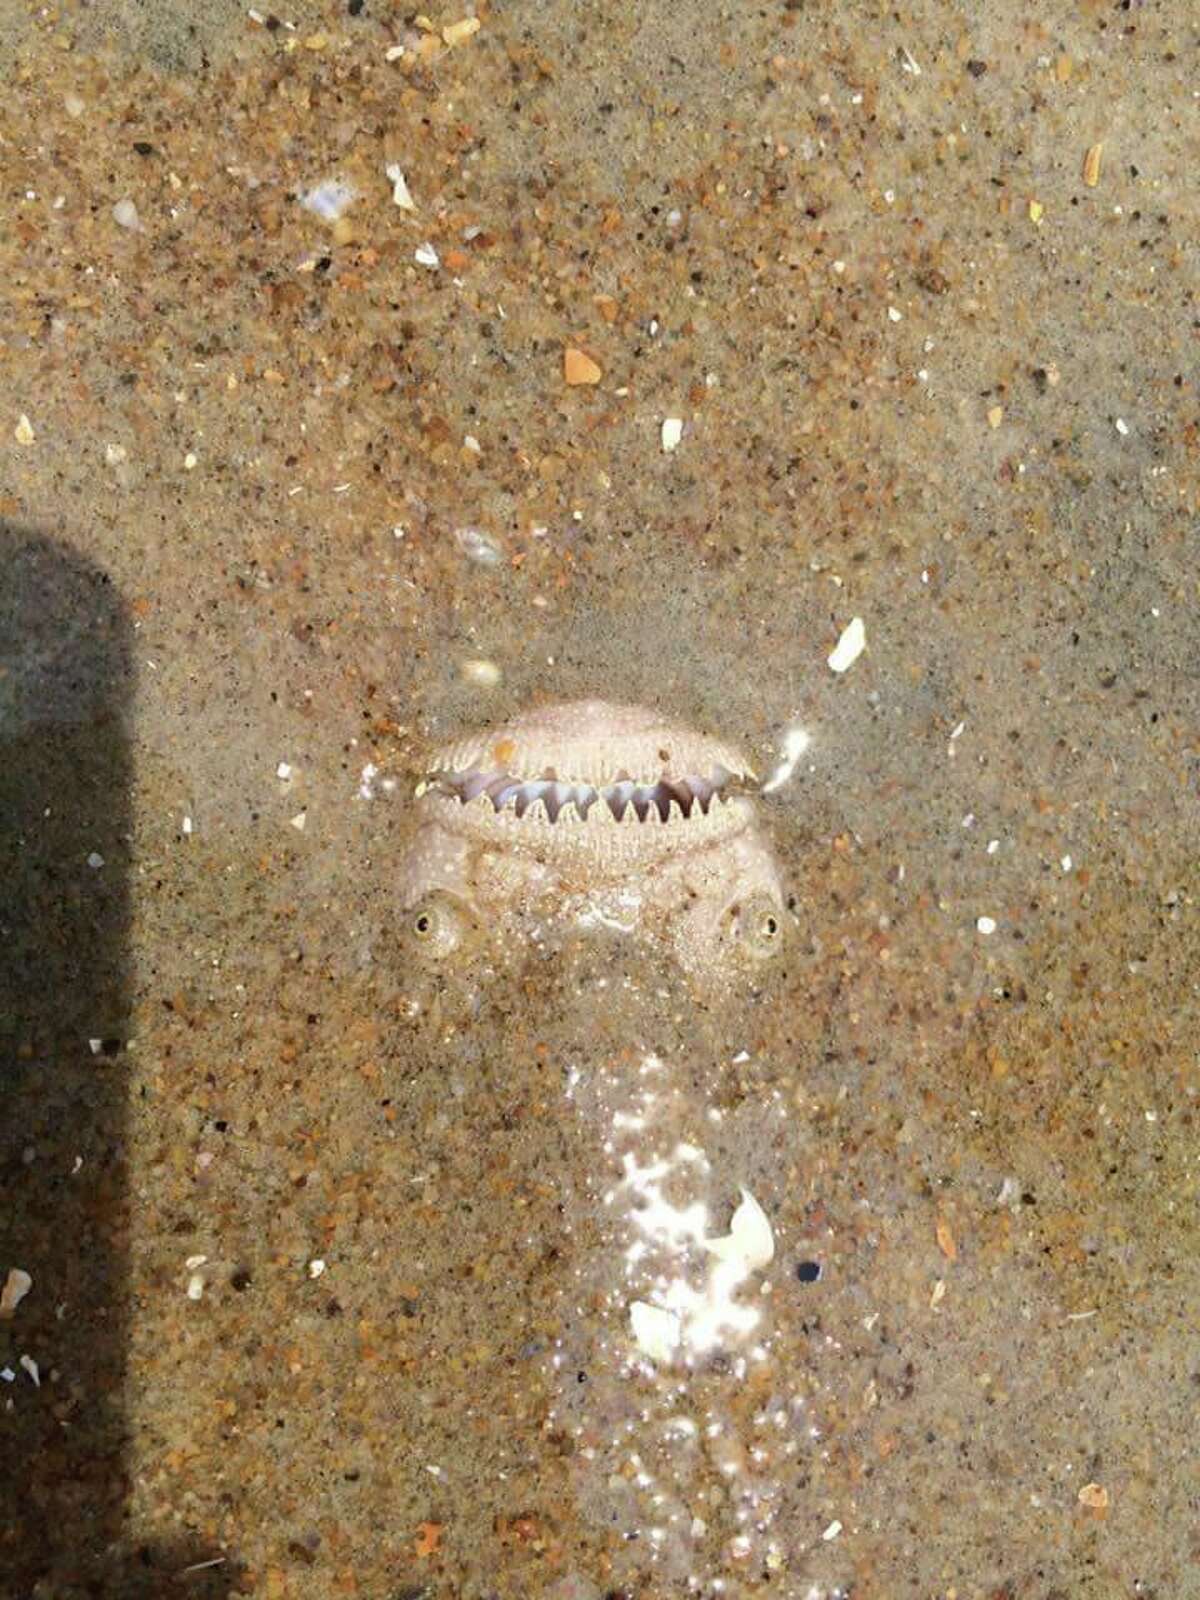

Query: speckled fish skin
[[399, 699, 785, 983]]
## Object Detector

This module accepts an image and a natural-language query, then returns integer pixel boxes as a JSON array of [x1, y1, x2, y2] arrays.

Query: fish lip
[[428, 700, 757, 791]]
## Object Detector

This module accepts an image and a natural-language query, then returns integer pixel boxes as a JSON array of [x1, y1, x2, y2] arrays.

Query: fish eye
[[406, 894, 469, 959], [732, 894, 785, 961]]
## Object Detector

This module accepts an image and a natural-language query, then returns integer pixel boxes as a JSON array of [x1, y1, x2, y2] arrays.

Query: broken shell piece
[[386, 163, 416, 211], [703, 1189, 774, 1272], [827, 616, 866, 674]]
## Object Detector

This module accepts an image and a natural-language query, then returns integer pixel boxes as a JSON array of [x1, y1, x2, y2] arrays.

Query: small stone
[[1078, 1482, 1109, 1511], [563, 347, 602, 386], [1028, 200, 1044, 224], [303, 31, 328, 49], [442, 16, 481, 45], [183, 451, 197, 470], [987, 405, 1004, 428], [1082, 143, 1104, 188], [14, 414, 35, 445], [977, 915, 997, 935], [414, 242, 440, 269], [64, 92, 85, 118], [461, 658, 501, 687], [0, 1269, 33, 1319], [661, 417, 684, 452], [454, 526, 501, 566], [86, 851, 105, 869], [112, 198, 140, 230]]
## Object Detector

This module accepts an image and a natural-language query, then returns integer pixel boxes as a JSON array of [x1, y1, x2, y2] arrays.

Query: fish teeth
[[433, 765, 738, 824]]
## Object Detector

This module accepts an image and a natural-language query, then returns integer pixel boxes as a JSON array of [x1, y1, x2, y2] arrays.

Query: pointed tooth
[[661, 780, 693, 819], [544, 782, 571, 824], [631, 789, 652, 823], [573, 784, 598, 819], [606, 780, 634, 821], [460, 771, 494, 803]]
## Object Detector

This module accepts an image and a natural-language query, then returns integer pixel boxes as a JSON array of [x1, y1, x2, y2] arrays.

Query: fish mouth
[[424, 765, 747, 825]]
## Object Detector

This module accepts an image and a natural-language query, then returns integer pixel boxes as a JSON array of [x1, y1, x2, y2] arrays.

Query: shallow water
[[2, 2, 1198, 1596]]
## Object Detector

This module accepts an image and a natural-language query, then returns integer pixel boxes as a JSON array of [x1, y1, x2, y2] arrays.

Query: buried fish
[[395, 701, 802, 1591], [398, 698, 788, 984]]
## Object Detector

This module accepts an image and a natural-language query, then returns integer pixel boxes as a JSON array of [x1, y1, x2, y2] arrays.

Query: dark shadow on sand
[[0, 527, 235, 1596]]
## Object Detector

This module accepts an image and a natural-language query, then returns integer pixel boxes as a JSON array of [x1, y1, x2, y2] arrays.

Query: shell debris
[[827, 616, 866, 674]]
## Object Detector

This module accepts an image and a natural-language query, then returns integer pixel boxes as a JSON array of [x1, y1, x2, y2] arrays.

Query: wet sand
[[1, 2, 1197, 1595]]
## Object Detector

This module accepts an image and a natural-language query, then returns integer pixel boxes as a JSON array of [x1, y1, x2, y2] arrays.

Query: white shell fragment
[[661, 417, 684, 453], [630, 1300, 682, 1364], [385, 162, 416, 212], [828, 616, 866, 674], [414, 242, 440, 269], [703, 1188, 775, 1272]]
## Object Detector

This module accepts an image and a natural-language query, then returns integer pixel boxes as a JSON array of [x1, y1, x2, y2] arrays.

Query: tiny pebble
[[0, 1268, 33, 1319], [442, 16, 481, 45], [300, 180, 355, 222], [186, 1274, 205, 1301], [290, 811, 307, 831], [182, 816, 193, 835], [564, 347, 602, 386], [461, 658, 502, 688], [1115, 417, 1129, 436], [977, 915, 997, 935], [64, 92, 85, 118], [87, 851, 105, 869], [112, 198, 140, 230], [14, 413, 35, 445], [987, 405, 1004, 428], [308, 1259, 326, 1279], [822, 1520, 842, 1541], [454, 526, 501, 566], [887, 306, 902, 322], [414, 242, 440, 269], [276, 762, 293, 780], [19, 1354, 39, 1387], [661, 417, 684, 452]]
